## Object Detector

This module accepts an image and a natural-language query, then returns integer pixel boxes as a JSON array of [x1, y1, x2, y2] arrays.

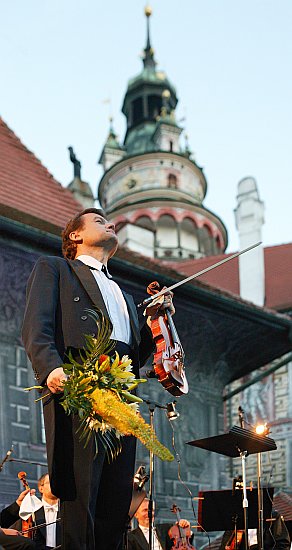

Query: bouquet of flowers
[[27, 308, 174, 462]]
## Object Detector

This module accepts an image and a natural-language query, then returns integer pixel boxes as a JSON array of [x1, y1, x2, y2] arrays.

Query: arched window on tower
[[180, 218, 199, 258], [156, 215, 178, 258], [215, 235, 222, 254], [167, 173, 177, 189], [148, 95, 162, 121], [132, 97, 144, 125], [135, 216, 155, 232], [200, 225, 214, 256]]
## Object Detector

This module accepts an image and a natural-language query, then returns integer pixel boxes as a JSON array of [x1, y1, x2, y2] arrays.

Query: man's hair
[[38, 472, 49, 489], [61, 207, 106, 259]]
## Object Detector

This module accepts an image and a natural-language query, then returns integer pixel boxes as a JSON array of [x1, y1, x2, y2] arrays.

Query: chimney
[[234, 177, 265, 306]]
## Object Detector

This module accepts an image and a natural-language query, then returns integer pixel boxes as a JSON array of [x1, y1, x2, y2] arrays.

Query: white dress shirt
[[139, 525, 163, 550], [42, 499, 58, 548], [76, 255, 131, 345]]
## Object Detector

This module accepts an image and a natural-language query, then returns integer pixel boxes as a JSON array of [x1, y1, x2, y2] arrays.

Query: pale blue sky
[[1, 0, 291, 251]]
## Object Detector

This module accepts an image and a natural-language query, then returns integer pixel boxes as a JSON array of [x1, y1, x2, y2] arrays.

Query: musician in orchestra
[[22, 208, 174, 550], [31, 473, 61, 550], [7, 473, 60, 550], [220, 509, 290, 550], [0, 487, 36, 549], [128, 498, 194, 550]]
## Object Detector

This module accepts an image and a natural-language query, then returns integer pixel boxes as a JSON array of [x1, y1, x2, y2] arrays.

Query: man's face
[[38, 475, 57, 502], [135, 499, 154, 527], [70, 212, 118, 256]]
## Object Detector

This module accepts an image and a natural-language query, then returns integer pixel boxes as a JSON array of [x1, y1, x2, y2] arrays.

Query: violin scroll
[[17, 471, 34, 539]]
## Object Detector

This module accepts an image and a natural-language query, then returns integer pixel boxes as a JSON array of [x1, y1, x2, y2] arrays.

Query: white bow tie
[[43, 502, 58, 513]]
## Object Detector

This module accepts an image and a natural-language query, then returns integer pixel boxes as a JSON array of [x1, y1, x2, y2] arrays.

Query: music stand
[[197, 488, 274, 532], [187, 426, 276, 550]]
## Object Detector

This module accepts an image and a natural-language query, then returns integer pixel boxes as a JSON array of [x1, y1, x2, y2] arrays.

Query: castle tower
[[98, 6, 227, 260]]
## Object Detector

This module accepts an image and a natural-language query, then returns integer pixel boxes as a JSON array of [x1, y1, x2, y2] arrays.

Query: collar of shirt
[[76, 255, 112, 278]]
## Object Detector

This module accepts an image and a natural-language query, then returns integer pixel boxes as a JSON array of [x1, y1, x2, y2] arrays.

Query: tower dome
[[98, 7, 227, 261]]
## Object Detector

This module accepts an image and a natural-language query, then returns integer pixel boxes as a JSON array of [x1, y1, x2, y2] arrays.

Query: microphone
[[0, 445, 14, 472]]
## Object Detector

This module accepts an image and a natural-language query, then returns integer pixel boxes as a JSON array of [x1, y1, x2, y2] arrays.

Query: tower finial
[[144, 5, 152, 49], [143, 5, 156, 70]]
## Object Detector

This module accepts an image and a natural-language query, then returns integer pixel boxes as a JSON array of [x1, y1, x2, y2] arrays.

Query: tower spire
[[143, 5, 156, 70]]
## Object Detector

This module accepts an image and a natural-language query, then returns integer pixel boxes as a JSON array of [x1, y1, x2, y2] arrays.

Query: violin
[[168, 503, 195, 549], [145, 281, 188, 396], [225, 530, 244, 550], [17, 471, 34, 539]]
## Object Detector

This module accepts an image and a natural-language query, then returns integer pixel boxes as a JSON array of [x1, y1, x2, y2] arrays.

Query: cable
[[167, 415, 211, 548]]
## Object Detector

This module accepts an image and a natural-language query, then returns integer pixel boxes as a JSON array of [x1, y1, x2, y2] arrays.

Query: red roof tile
[[166, 244, 292, 311], [273, 491, 292, 521], [0, 117, 82, 232]]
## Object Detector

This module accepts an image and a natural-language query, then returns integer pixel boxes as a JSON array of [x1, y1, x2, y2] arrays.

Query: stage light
[[255, 423, 269, 435]]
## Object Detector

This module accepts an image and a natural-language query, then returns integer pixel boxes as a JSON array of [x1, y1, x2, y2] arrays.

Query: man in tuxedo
[[4, 474, 60, 550], [22, 208, 174, 550], [128, 498, 193, 550]]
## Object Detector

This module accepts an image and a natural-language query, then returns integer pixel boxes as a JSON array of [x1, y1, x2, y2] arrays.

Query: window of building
[[167, 173, 177, 189], [132, 97, 144, 125], [148, 95, 162, 120], [156, 215, 178, 248], [135, 216, 154, 231], [180, 218, 199, 253]]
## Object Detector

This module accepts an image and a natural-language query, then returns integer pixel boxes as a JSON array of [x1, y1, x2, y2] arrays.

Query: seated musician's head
[[38, 473, 58, 503], [134, 498, 154, 528]]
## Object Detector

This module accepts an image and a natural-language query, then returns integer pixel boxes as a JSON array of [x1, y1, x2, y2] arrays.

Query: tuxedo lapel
[[135, 527, 150, 550], [68, 259, 110, 320], [122, 291, 141, 347], [156, 524, 169, 550], [35, 507, 46, 541]]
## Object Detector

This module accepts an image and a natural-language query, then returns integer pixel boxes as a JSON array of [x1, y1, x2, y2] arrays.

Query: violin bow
[[21, 518, 61, 535], [138, 241, 261, 307]]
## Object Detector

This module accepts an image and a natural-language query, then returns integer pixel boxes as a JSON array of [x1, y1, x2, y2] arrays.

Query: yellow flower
[[91, 388, 173, 461]]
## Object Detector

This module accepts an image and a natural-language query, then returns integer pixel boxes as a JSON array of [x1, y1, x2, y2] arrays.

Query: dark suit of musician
[[32, 506, 61, 550], [0, 501, 35, 549], [8, 506, 61, 550], [21, 209, 157, 550], [127, 523, 175, 550]]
